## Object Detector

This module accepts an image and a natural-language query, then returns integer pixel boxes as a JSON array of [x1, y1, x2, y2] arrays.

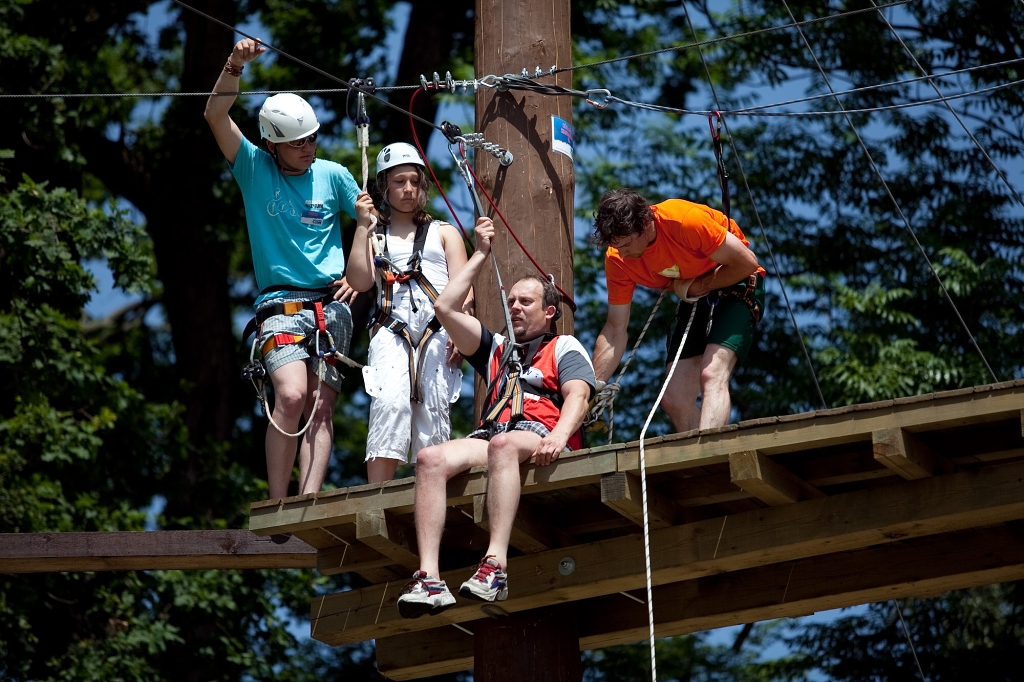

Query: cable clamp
[[586, 89, 611, 109]]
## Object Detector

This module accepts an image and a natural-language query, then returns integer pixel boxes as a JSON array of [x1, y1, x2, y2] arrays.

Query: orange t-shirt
[[605, 199, 758, 305]]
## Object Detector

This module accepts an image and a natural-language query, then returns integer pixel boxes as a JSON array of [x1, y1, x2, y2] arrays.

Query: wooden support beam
[[872, 427, 950, 479], [0, 531, 315, 573], [600, 472, 677, 528], [315, 542, 405, 581], [355, 510, 419, 572], [473, 495, 573, 554], [310, 458, 1024, 645], [375, 523, 1024, 679], [729, 450, 824, 506], [475, 604, 582, 682]]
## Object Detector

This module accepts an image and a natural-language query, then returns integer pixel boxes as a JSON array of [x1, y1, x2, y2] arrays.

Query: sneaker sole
[[398, 600, 435, 619], [458, 585, 508, 602]]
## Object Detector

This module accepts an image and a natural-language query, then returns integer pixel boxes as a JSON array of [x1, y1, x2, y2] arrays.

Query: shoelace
[[474, 557, 500, 580]]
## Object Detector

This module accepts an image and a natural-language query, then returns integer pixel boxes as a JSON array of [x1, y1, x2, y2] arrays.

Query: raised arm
[[433, 216, 494, 357], [204, 38, 266, 164], [344, 193, 379, 293], [592, 302, 632, 383], [438, 222, 474, 314]]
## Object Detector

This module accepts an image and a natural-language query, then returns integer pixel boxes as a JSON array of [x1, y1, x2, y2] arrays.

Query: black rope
[[778, 0, 999, 384], [680, 1, 829, 410]]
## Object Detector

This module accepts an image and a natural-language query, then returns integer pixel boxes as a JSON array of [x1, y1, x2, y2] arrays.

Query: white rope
[[355, 92, 371, 193], [637, 301, 699, 682], [248, 331, 326, 439]]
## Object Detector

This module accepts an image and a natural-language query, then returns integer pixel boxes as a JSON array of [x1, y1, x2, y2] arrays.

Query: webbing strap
[[481, 334, 555, 427]]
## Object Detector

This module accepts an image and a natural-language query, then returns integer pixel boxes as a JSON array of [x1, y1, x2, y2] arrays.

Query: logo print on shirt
[[266, 189, 300, 218], [659, 265, 681, 279]]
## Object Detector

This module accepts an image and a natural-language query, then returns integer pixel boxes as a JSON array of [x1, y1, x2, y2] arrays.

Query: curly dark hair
[[590, 188, 653, 248], [375, 164, 433, 228]]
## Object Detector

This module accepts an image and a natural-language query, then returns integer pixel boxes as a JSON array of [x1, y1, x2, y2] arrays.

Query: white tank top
[[384, 220, 450, 293]]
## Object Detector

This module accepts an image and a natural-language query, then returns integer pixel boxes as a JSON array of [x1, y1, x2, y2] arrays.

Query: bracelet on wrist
[[223, 60, 244, 77]]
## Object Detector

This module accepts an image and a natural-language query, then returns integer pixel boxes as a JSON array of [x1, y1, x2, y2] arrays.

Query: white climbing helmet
[[259, 93, 320, 143], [376, 142, 425, 175]]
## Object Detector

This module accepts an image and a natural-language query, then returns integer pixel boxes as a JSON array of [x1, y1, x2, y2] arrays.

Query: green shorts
[[666, 274, 765, 362]]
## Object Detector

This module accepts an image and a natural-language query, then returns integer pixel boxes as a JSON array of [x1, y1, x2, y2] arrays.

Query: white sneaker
[[397, 571, 457, 619], [458, 556, 509, 602]]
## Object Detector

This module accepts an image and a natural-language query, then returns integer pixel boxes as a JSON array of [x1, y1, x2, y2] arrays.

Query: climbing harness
[[479, 333, 570, 434], [240, 292, 363, 437], [369, 220, 445, 403]]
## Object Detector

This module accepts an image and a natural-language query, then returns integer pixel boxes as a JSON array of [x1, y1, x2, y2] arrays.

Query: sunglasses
[[285, 132, 318, 148]]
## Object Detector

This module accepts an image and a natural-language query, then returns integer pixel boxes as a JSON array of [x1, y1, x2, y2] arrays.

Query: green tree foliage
[[2, 0, 1023, 679]]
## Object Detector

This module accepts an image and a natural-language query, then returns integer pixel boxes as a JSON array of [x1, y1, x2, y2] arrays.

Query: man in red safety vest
[[396, 218, 595, 618]]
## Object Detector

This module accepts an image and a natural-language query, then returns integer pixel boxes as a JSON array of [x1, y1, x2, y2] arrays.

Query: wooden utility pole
[[472, 0, 581, 680], [473, 0, 576, 342]]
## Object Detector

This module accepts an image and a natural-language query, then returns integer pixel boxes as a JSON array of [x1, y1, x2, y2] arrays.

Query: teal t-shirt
[[230, 137, 360, 305]]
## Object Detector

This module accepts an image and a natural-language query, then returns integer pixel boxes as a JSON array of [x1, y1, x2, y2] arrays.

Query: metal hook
[[586, 89, 611, 109]]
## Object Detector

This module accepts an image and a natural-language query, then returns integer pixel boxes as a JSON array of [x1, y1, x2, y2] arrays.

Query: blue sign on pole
[[552, 116, 574, 161]]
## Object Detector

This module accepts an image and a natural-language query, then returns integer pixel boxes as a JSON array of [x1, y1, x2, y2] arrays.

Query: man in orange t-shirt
[[591, 188, 765, 431]]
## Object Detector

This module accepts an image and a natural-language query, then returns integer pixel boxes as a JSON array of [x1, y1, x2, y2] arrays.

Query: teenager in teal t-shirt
[[205, 37, 366, 500]]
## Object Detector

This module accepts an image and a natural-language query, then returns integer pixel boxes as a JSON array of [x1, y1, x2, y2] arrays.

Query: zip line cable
[[730, 57, 1024, 114], [601, 78, 1024, 118], [679, 2, 828, 410], [870, 0, 1024, 209], [778, 0, 999, 385], [551, 0, 912, 75]]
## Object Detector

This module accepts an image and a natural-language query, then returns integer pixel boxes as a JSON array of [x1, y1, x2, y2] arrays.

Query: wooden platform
[[248, 380, 1024, 679]]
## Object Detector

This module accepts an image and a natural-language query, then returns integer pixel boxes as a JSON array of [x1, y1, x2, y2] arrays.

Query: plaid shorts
[[257, 292, 353, 393], [468, 420, 572, 451]]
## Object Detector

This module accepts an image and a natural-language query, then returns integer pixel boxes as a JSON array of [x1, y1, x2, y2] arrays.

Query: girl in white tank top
[[346, 143, 474, 482]]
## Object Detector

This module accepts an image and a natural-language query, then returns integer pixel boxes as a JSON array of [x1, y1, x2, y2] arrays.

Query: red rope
[[465, 162, 577, 310], [407, 87, 472, 246], [406, 87, 577, 311]]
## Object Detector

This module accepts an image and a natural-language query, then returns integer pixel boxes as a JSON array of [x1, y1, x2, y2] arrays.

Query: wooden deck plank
[[309, 458, 1024, 645]]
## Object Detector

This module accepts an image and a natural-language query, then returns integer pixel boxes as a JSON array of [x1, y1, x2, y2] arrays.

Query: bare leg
[[660, 356, 702, 432], [265, 360, 310, 499], [296, 367, 337, 495], [698, 343, 738, 429], [367, 457, 401, 483], [413, 439, 489, 577], [483, 431, 543, 568]]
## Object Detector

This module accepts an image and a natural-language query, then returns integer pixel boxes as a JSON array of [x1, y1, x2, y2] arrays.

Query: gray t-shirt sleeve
[[555, 336, 597, 399]]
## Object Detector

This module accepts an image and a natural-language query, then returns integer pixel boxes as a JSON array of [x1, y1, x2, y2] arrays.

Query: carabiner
[[586, 89, 611, 109]]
